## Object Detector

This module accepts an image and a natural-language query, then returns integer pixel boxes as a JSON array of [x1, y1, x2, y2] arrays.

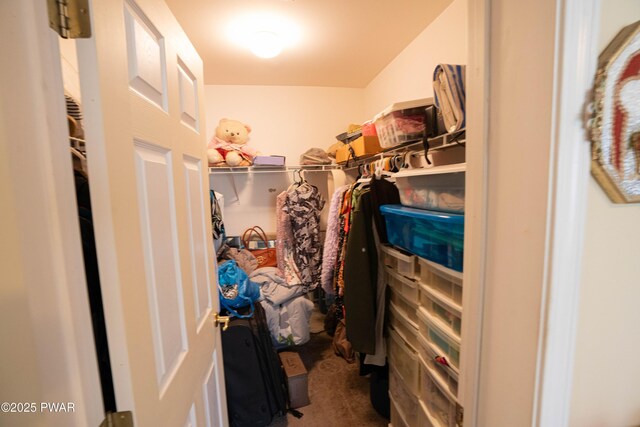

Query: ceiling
[[165, 0, 453, 88]]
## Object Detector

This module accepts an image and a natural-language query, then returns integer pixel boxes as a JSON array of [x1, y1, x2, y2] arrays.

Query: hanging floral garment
[[276, 191, 302, 285], [283, 182, 325, 292]]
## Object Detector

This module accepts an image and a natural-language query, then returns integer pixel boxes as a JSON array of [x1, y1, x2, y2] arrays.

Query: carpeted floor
[[269, 309, 389, 427]]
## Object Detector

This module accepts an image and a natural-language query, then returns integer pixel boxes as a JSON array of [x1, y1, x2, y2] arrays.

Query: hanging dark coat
[[343, 190, 378, 355]]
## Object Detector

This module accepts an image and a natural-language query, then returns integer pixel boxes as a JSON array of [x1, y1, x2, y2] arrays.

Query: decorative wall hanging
[[590, 20, 640, 203]]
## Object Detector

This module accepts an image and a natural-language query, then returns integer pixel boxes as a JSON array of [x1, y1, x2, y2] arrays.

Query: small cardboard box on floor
[[335, 135, 382, 164], [279, 351, 310, 408]]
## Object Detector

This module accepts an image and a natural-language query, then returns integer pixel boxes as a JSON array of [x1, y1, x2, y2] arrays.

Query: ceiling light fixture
[[249, 31, 283, 59], [226, 13, 300, 59]]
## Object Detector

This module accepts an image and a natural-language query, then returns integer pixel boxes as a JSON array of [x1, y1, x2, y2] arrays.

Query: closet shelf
[[208, 164, 342, 174], [393, 163, 466, 177], [208, 129, 465, 175], [341, 128, 466, 170]]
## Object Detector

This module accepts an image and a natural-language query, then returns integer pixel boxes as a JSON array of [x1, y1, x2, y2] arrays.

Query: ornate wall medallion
[[591, 20, 640, 203]]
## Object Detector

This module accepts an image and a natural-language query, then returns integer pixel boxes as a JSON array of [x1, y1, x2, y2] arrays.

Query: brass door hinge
[[47, 0, 91, 39], [100, 411, 134, 427]]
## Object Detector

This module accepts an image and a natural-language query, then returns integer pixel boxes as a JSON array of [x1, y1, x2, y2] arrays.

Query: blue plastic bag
[[218, 260, 260, 318]]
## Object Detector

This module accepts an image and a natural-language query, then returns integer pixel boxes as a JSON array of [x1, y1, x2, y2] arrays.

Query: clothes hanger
[[356, 163, 371, 185], [388, 154, 401, 173], [287, 169, 302, 191], [374, 158, 384, 179], [373, 157, 394, 181], [298, 169, 312, 189]]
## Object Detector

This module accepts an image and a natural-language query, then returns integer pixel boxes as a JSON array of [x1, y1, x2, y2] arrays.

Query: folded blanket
[[250, 267, 306, 306]]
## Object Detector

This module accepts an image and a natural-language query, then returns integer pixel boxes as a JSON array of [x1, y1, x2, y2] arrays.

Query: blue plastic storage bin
[[380, 205, 464, 272]]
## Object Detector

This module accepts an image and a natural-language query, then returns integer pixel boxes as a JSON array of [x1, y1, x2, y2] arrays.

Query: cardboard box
[[278, 351, 309, 409], [431, 145, 466, 166], [335, 135, 382, 164]]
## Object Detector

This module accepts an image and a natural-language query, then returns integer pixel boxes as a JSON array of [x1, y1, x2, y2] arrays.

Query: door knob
[[213, 312, 230, 331]]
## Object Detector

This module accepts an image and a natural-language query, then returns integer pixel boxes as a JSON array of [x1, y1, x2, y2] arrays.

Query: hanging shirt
[[276, 191, 302, 285], [320, 185, 349, 295], [334, 184, 355, 299], [283, 182, 325, 291]]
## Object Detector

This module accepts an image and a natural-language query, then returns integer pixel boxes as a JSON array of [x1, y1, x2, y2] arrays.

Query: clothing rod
[[208, 165, 341, 174], [209, 168, 338, 175]]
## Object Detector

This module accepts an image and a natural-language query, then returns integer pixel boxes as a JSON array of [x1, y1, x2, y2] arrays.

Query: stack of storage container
[[334, 122, 382, 164], [380, 162, 466, 427]]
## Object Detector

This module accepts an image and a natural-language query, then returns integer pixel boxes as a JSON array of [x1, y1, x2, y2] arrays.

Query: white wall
[[570, 2, 640, 426], [204, 85, 360, 235], [204, 85, 365, 162], [363, 0, 468, 118]]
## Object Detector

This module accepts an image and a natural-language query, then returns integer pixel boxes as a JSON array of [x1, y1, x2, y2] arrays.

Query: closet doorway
[[0, 0, 529, 425]]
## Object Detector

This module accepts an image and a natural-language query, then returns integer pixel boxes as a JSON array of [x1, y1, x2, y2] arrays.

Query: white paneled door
[[78, 0, 227, 425]]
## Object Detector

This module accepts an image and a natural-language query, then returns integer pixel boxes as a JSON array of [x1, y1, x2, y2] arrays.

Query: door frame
[[464, 0, 600, 425], [459, 0, 490, 422], [531, 0, 600, 425], [0, 1, 103, 425], [1, 0, 602, 425]]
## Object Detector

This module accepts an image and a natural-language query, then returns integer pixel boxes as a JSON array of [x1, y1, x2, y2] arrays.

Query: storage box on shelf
[[389, 287, 420, 326], [253, 155, 286, 166], [417, 307, 461, 371], [387, 329, 421, 396], [388, 300, 420, 350], [374, 98, 436, 148], [421, 286, 462, 339], [386, 265, 419, 301], [380, 244, 417, 280], [417, 333, 459, 397], [380, 205, 464, 272], [394, 164, 466, 213], [431, 144, 466, 167], [335, 135, 382, 164], [420, 361, 458, 427], [418, 258, 463, 306], [361, 120, 377, 137], [389, 365, 421, 426]]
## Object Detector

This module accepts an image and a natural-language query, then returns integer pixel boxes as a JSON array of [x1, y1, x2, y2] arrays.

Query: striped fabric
[[65, 93, 83, 121], [433, 64, 466, 133]]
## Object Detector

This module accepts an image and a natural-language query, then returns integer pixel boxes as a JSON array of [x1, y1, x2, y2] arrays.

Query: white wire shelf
[[208, 164, 341, 174], [208, 130, 465, 175], [340, 129, 466, 170]]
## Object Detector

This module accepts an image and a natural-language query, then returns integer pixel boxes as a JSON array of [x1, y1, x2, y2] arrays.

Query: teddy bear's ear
[[219, 118, 228, 123], [244, 124, 252, 133]]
